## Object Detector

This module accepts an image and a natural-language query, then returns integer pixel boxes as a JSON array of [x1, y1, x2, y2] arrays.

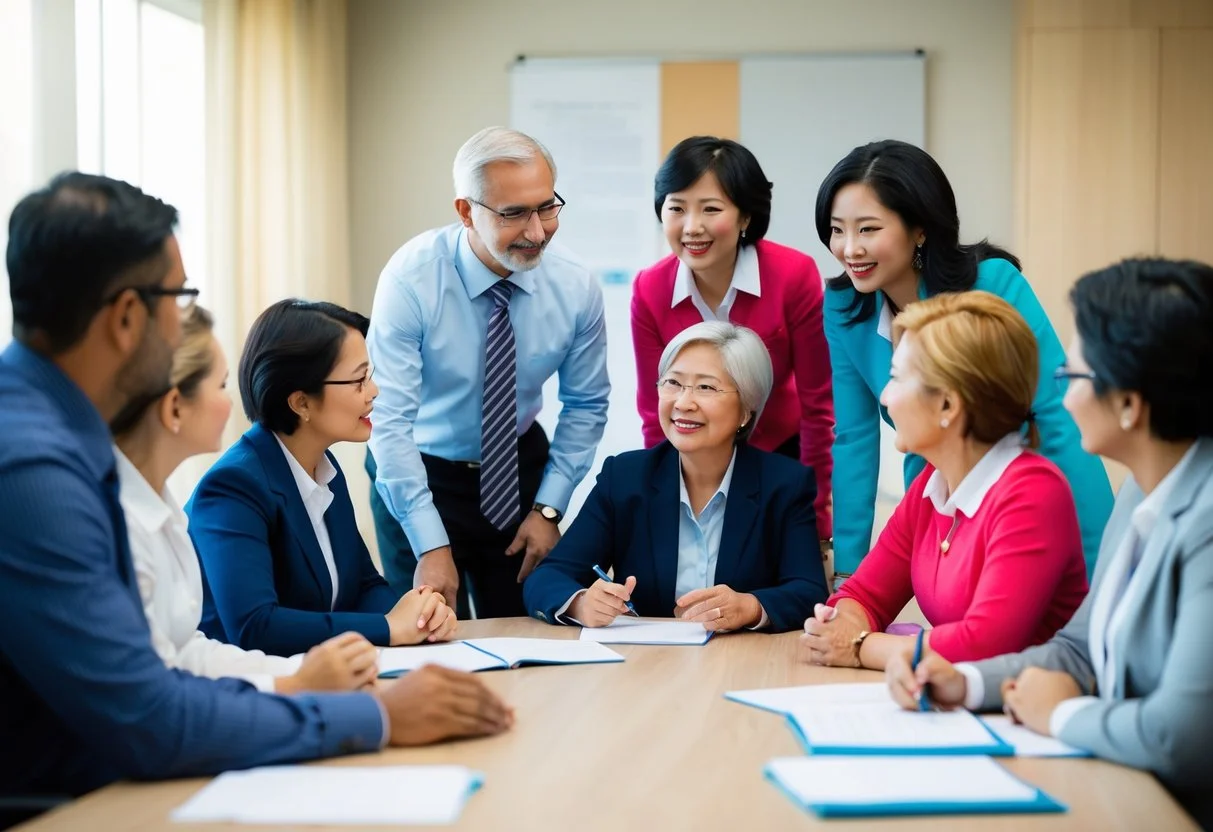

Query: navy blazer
[[188, 424, 399, 656], [523, 442, 828, 633]]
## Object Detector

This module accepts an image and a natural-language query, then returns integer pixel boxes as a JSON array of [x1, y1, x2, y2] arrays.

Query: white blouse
[[114, 448, 301, 691]]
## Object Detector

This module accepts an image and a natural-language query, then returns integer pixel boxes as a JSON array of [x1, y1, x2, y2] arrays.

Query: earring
[[171, 424, 180, 435], [303, 414, 310, 423], [940, 418, 950, 429], [740, 228, 747, 241], [1121, 416, 1132, 431], [912, 243, 924, 271]]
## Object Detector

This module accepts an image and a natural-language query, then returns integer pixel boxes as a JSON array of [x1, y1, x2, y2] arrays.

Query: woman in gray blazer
[[886, 258, 1213, 830]]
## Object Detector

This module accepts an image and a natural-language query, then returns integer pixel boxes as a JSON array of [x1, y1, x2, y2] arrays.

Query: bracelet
[[850, 630, 871, 668]]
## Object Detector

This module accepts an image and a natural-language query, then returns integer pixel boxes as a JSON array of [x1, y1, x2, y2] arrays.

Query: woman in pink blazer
[[631, 136, 834, 542]]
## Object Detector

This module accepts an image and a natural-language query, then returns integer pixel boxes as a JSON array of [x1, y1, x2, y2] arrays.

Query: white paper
[[980, 715, 1089, 757], [465, 637, 624, 667], [378, 643, 504, 676], [579, 618, 711, 645], [766, 756, 1036, 806], [788, 695, 1005, 751], [727, 682, 890, 713], [172, 765, 482, 825]]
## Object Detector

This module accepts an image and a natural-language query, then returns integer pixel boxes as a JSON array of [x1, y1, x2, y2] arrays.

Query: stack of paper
[[579, 618, 712, 645], [379, 638, 624, 678], [172, 765, 483, 825], [725, 682, 888, 714], [764, 755, 1066, 818], [979, 715, 1090, 758], [784, 696, 1012, 755]]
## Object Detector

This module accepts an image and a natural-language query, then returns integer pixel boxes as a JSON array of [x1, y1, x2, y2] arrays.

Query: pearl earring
[[1121, 417, 1132, 431], [940, 418, 950, 429]]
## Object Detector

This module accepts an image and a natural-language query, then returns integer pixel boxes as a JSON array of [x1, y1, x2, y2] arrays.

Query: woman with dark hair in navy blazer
[[524, 322, 828, 633], [188, 300, 457, 657]]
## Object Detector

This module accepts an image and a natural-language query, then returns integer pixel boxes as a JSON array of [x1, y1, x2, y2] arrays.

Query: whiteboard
[[512, 53, 925, 524]]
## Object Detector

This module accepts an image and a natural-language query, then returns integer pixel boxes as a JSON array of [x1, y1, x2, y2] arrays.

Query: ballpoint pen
[[912, 627, 931, 711], [591, 564, 638, 616]]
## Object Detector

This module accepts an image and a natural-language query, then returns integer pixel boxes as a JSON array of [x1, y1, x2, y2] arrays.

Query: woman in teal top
[[816, 139, 1112, 582]]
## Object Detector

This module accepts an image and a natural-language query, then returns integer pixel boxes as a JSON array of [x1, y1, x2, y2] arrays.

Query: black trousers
[[366, 423, 549, 619]]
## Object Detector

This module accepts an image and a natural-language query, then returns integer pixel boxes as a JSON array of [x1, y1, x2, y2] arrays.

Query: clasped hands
[[569, 574, 762, 631]]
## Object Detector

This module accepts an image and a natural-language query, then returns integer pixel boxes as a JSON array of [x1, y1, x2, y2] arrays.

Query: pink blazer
[[630, 238, 834, 536]]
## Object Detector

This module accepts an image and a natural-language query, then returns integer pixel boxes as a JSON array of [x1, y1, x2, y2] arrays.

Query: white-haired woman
[[523, 322, 828, 633]]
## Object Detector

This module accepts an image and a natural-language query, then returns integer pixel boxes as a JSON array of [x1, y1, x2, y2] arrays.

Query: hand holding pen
[[885, 642, 970, 713], [567, 564, 639, 627]]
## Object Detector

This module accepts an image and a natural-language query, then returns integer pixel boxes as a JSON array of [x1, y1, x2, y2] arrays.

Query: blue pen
[[591, 564, 637, 616], [912, 628, 931, 711]]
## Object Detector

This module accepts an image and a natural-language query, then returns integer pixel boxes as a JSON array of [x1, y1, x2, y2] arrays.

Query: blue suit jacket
[[523, 442, 828, 633], [188, 424, 399, 656], [0, 344, 382, 801], [824, 258, 1115, 576]]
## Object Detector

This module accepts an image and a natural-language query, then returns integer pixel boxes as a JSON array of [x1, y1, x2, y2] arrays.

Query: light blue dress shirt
[[366, 224, 610, 555], [674, 452, 737, 599]]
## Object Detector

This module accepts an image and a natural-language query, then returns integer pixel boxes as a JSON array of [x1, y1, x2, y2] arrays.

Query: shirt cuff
[[746, 606, 770, 631], [299, 691, 388, 756], [374, 694, 391, 749], [535, 470, 575, 516], [404, 505, 451, 557], [244, 674, 279, 694], [1049, 695, 1099, 739], [956, 663, 986, 711], [554, 590, 587, 625]]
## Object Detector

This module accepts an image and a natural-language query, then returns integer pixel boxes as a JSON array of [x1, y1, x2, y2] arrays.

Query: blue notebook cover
[[785, 711, 1015, 757], [763, 758, 1067, 819]]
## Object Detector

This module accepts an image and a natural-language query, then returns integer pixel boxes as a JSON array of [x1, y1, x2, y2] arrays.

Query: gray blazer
[[973, 439, 1213, 829]]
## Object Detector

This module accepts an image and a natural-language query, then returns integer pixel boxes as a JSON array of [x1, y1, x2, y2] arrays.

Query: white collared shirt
[[921, 433, 1026, 519], [115, 447, 300, 691], [671, 244, 761, 323], [273, 435, 340, 608], [876, 294, 895, 343]]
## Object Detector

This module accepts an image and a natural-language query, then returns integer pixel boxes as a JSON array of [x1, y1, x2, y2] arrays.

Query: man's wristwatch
[[533, 503, 562, 524]]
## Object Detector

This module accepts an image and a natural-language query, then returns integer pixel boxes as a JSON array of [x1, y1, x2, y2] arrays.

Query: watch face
[[540, 506, 559, 520]]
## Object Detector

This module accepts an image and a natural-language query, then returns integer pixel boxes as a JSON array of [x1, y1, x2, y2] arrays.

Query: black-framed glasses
[[655, 377, 738, 400], [323, 365, 375, 394], [1053, 367, 1098, 394], [106, 283, 200, 311], [468, 191, 566, 227]]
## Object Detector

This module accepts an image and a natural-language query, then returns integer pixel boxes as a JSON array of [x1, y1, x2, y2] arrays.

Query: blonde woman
[[801, 291, 1088, 670], [112, 306, 380, 693]]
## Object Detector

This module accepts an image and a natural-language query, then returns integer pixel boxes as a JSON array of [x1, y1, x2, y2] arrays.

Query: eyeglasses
[[323, 365, 375, 394], [1053, 367, 1098, 394], [106, 283, 201, 311], [468, 192, 566, 227], [655, 377, 738, 400]]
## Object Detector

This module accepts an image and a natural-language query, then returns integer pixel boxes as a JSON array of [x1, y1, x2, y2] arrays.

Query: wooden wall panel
[[1022, 29, 1159, 344], [659, 62, 739, 157], [1158, 29, 1213, 263], [1021, 0, 1213, 29]]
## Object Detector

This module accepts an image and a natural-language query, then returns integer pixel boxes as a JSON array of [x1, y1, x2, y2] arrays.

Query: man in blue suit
[[0, 173, 511, 822]]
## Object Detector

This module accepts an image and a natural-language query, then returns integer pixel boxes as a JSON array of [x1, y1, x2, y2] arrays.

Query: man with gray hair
[[366, 127, 609, 618]]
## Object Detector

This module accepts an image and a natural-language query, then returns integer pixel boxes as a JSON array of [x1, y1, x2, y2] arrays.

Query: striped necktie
[[480, 280, 519, 530]]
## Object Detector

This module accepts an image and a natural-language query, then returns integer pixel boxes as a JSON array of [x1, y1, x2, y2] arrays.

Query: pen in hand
[[591, 564, 638, 616], [912, 628, 931, 712]]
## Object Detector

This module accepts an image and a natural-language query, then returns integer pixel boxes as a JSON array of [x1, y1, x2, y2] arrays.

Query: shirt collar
[[877, 294, 895, 343], [1, 341, 116, 480], [273, 434, 337, 499], [678, 449, 738, 513], [670, 245, 762, 309], [453, 224, 536, 300], [113, 446, 175, 534], [1130, 439, 1202, 536], [922, 433, 1026, 518]]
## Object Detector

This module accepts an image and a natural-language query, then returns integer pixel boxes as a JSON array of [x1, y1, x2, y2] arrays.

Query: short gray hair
[[452, 127, 557, 202], [656, 322, 773, 442]]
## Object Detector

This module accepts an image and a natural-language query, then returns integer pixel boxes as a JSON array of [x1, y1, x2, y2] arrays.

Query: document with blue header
[[764, 755, 1066, 818], [379, 638, 624, 677]]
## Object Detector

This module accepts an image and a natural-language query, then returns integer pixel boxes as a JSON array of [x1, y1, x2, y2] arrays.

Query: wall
[[346, 0, 1018, 315]]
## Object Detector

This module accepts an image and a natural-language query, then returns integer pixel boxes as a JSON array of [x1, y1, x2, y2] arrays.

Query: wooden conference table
[[19, 618, 1197, 831]]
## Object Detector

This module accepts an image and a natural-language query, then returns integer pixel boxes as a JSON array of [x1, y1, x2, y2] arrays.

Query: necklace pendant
[[940, 539, 951, 554]]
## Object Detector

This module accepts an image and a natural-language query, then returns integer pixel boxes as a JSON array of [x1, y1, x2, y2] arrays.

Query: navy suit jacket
[[188, 424, 399, 656], [0, 344, 383, 801], [523, 442, 828, 633]]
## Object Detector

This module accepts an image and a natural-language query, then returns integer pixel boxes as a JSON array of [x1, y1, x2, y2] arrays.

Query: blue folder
[[785, 711, 1015, 757]]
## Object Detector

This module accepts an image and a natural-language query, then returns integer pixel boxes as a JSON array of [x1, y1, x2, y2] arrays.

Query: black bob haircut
[[1071, 258, 1213, 442], [239, 299, 370, 435], [653, 136, 772, 246], [7, 171, 179, 352]]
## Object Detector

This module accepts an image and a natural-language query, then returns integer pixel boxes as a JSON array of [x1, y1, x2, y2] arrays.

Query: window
[[75, 0, 207, 301], [0, 0, 35, 347]]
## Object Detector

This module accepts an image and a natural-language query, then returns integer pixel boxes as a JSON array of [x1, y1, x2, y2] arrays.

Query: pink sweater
[[830, 453, 1088, 662], [630, 239, 834, 536]]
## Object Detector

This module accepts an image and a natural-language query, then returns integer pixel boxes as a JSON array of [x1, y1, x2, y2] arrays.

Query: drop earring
[[912, 243, 924, 271], [740, 228, 747, 241]]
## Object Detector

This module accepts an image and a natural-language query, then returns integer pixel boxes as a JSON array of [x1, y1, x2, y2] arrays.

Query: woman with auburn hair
[[801, 291, 1088, 670]]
